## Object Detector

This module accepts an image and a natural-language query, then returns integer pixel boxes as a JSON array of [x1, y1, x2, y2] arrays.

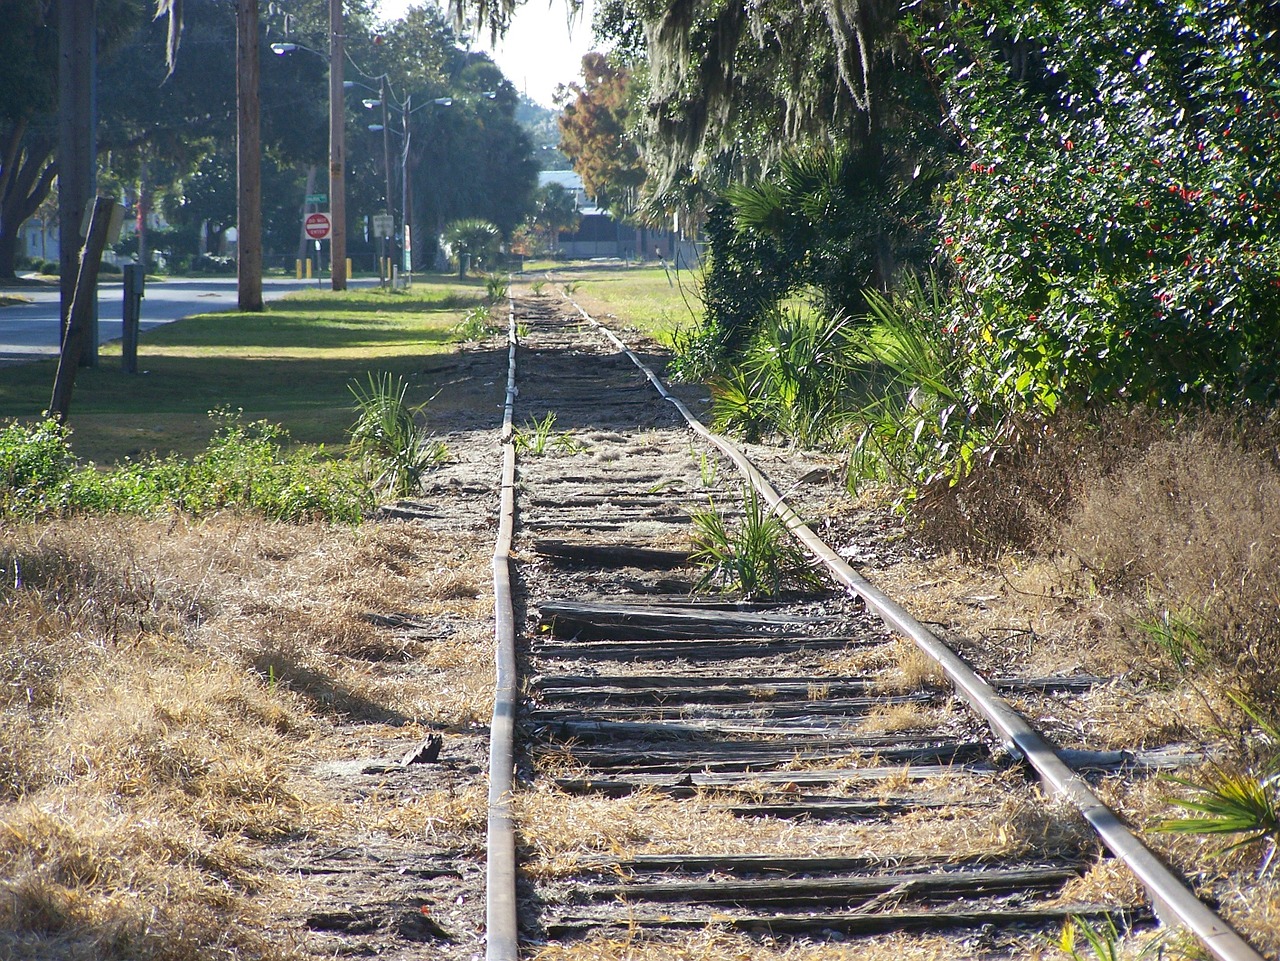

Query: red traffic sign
[[304, 212, 332, 240]]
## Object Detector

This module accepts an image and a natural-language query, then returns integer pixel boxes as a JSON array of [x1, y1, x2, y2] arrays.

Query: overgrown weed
[[690, 489, 824, 598], [348, 372, 448, 497], [0, 411, 372, 523]]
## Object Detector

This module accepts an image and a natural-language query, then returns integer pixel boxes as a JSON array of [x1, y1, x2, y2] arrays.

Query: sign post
[[372, 214, 394, 287], [304, 213, 332, 286], [402, 224, 412, 286]]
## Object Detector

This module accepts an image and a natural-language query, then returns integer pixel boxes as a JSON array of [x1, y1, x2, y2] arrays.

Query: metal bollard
[[121, 264, 145, 374]]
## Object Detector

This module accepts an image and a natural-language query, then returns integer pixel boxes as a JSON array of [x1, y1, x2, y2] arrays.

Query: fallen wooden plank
[[530, 496, 688, 507], [533, 539, 692, 569], [581, 865, 1082, 905], [528, 718, 958, 742], [544, 903, 1146, 937], [720, 799, 915, 820], [523, 701, 927, 726], [551, 763, 990, 795], [533, 636, 867, 657], [608, 851, 1020, 875], [997, 675, 1113, 692], [540, 599, 826, 630], [523, 518, 692, 532], [538, 742, 989, 775], [530, 673, 1108, 694], [532, 673, 876, 689], [525, 694, 936, 719], [528, 509, 693, 522]]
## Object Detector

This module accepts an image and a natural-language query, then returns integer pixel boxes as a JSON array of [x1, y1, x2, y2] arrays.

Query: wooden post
[[50, 198, 116, 421], [121, 263, 144, 375], [328, 0, 347, 290], [236, 0, 264, 311]]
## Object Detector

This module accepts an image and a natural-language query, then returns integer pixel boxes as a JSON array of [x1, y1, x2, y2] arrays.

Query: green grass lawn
[[0, 278, 487, 465], [528, 263, 704, 345]]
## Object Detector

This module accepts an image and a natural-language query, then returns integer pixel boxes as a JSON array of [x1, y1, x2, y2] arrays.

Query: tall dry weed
[[1057, 421, 1280, 704], [914, 408, 1280, 711], [909, 409, 1169, 557]]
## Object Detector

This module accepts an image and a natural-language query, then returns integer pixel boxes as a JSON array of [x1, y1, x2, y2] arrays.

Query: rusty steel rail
[[567, 298, 1264, 961], [485, 296, 519, 961]]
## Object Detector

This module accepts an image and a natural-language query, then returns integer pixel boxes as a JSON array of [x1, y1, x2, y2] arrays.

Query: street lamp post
[[401, 96, 413, 280], [367, 92, 482, 282], [379, 78, 393, 284], [359, 81, 396, 286], [402, 96, 454, 279]]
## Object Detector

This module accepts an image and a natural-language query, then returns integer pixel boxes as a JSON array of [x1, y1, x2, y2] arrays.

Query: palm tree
[[531, 184, 580, 253], [443, 218, 501, 277]]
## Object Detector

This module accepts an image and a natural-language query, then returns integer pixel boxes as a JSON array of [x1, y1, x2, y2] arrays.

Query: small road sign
[[306, 193, 328, 204], [304, 212, 332, 240], [372, 213, 394, 238]]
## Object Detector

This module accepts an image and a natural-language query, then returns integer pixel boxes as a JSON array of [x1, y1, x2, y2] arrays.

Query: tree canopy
[[0, 0, 538, 277], [555, 52, 644, 217], [0, 0, 142, 277]]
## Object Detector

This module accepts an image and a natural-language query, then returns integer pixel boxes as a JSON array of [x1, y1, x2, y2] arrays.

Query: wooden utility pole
[[329, 0, 347, 290], [58, 0, 97, 363], [236, 0, 264, 311]]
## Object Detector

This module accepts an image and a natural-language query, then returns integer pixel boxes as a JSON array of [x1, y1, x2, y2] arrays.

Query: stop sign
[[304, 212, 332, 240]]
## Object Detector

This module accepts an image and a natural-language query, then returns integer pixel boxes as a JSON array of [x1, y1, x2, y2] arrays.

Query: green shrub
[[926, 0, 1280, 409], [484, 273, 509, 303], [453, 305, 496, 341], [708, 306, 860, 447], [0, 419, 77, 516], [690, 489, 824, 598], [0, 413, 371, 524]]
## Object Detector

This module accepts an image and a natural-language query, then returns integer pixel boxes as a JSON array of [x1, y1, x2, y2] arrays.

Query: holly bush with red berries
[[923, 0, 1280, 411]]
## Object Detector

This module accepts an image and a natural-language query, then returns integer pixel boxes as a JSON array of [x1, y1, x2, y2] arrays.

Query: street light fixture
[[270, 13, 347, 292], [355, 82, 494, 282]]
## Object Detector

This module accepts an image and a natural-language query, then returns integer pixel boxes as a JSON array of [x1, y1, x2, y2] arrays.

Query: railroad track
[[484, 287, 1263, 960]]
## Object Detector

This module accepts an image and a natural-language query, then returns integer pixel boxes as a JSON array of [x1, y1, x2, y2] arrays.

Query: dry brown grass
[[529, 927, 1031, 961], [865, 408, 1280, 951], [856, 702, 933, 734], [1091, 769, 1280, 958], [821, 638, 946, 693], [1056, 423, 1280, 707], [910, 408, 1280, 713], [0, 513, 492, 959]]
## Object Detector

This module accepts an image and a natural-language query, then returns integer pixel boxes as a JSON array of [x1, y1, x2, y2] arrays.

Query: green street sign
[[306, 193, 328, 203]]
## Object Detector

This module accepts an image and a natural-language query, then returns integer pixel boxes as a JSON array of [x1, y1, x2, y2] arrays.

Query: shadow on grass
[[266, 291, 486, 315], [146, 311, 466, 350], [251, 651, 411, 725], [0, 344, 510, 456]]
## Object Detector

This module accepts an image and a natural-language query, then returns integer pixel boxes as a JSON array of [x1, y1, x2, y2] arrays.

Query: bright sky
[[376, 0, 596, 107]]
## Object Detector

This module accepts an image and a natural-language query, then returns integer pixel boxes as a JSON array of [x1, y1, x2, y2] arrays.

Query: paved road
[[0, 276, 374, 362]]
